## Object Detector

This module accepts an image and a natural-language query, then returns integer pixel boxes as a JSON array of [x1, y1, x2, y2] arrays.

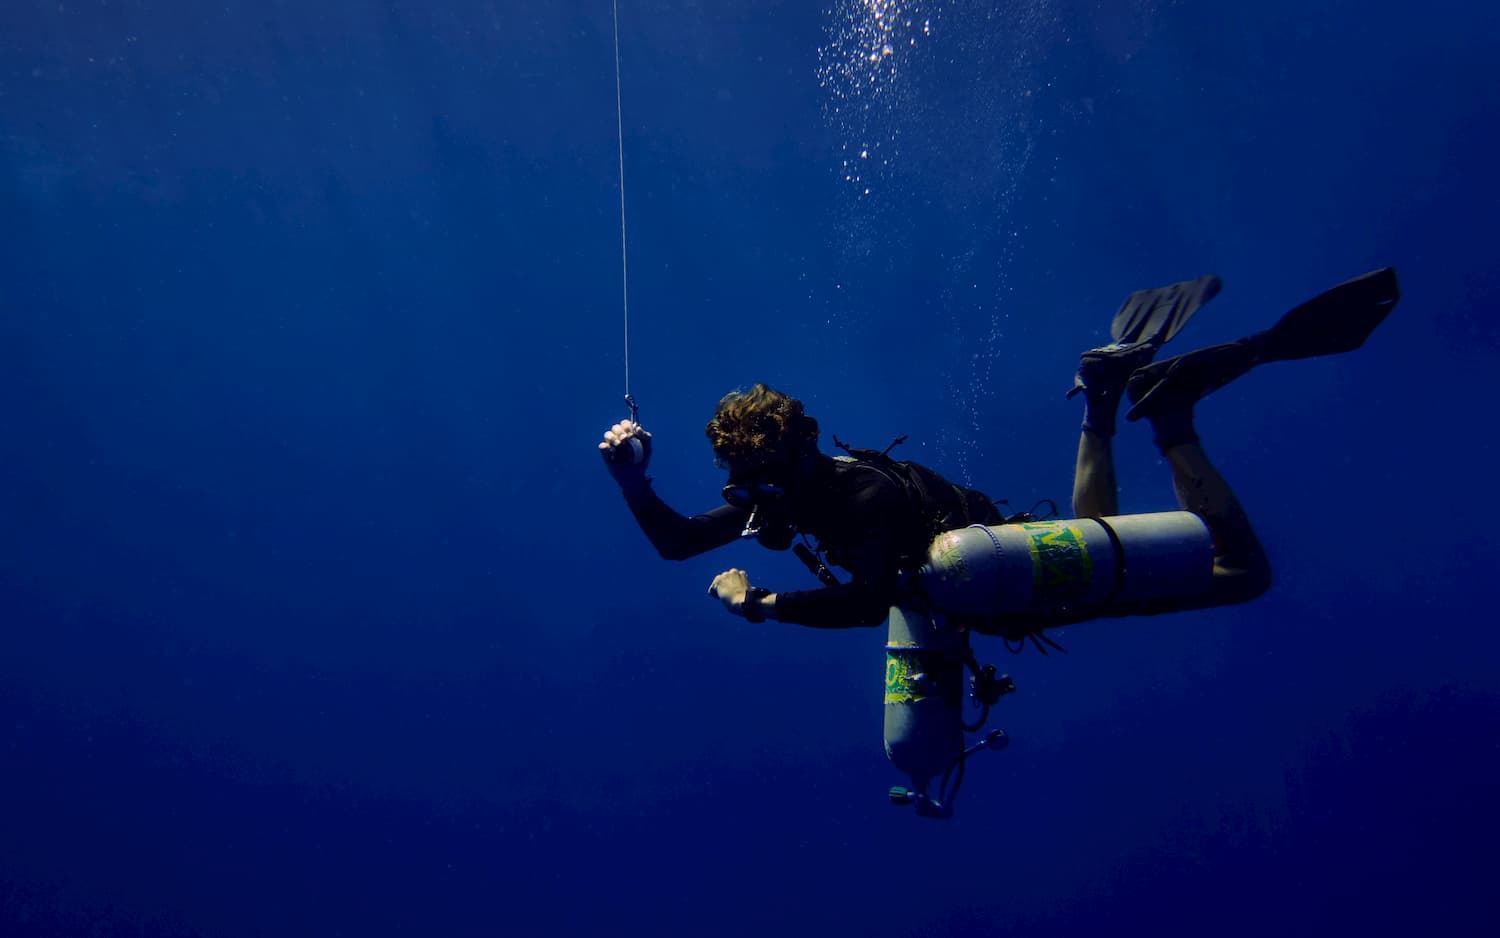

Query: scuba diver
[[602, 381, 1006, 629], [598, 268, 1401, 635]]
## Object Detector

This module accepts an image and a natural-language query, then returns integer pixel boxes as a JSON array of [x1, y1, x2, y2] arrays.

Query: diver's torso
[[789, 460, 928, 582], [785, 456, 1002, 583]]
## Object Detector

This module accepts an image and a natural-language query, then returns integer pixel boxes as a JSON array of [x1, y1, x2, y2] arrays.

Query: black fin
[[1111, 274, 1223, 347], [1124, 267, 1402, 422], [1067, 274, 1222, 401], [1256, 267, 1401, 363]]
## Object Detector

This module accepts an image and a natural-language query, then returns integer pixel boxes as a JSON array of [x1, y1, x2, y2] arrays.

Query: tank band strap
[[1090, 516, 1128, 602]]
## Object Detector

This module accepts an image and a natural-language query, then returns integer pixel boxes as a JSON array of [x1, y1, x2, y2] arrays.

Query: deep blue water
[[3, 1, 1497, 935]]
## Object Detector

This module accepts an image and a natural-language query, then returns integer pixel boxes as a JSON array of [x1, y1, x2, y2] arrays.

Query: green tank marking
[[885, 648, 965, 706], [884, 651, 920, 704], [1022, 521, 1094, 603]]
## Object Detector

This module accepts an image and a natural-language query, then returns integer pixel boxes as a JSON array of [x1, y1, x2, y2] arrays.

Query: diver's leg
[[1151, 417, 1272, 605], [1070, 344, 1150, 518], [1069, 275, 1224, 517], [1072, 429, 1119, 518]]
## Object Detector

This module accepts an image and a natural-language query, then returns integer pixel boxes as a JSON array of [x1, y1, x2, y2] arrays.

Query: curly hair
[[704, 384, 819, 470]]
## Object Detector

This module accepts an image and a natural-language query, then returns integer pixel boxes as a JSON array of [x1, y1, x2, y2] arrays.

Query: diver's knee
[[1210, 558, 1272, 605], [1242, 562, 1273, 602]]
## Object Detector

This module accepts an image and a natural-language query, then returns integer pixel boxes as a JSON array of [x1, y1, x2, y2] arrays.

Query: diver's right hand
[[598, 419, 652, 494]]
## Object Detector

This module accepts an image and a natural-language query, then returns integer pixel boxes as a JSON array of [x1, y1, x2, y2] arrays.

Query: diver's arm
[[707, 572, 896, 628], [601, 418, 744, 560], [708, 565, 901, 631], [769, 580, 898, 628], [624, 482, 745, 560]]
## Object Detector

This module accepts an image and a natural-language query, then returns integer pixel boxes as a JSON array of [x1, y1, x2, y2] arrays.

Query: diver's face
[[720, 450, 805, 509], [721, 460, 785, 510], [722, 455, 801, 548], [721, 481, 783, 510]]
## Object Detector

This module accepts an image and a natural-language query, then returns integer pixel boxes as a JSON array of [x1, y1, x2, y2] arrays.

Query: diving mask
[[721, 481, 785, 509]]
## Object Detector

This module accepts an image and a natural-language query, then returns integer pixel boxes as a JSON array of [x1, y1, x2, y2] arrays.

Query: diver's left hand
[[708, 568, 751, 614]]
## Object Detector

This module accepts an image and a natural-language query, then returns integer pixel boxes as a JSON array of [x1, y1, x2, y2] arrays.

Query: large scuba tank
[[920, 511, 1214, 617]]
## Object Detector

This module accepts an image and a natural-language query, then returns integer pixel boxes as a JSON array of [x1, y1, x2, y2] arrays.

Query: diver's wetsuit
[[623, 454, 1002, 628]]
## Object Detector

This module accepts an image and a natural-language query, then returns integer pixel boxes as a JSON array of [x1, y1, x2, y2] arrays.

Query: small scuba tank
[[883, 602, 967, 796], [920, 511, 1214, 617]]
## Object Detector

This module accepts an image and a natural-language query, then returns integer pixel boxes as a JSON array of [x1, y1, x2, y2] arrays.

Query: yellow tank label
[[932, 532, 969, 582], [884, 652, 921, 704], [1023, 522, 1093, 603]]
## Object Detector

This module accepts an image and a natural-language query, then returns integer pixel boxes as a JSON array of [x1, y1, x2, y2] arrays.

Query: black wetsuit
[[623, 453, 1003, 628]]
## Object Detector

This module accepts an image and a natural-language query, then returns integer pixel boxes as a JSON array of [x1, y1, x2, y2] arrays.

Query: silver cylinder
[[883, 603, 967, 791], [920, 511, 1215, 617]]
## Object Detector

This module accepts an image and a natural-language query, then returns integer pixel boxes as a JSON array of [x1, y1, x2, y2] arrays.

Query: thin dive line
[[612, 0, 631, 400]]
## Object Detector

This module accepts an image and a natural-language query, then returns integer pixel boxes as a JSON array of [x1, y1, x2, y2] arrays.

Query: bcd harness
[[775, 435, 1066, 665]]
